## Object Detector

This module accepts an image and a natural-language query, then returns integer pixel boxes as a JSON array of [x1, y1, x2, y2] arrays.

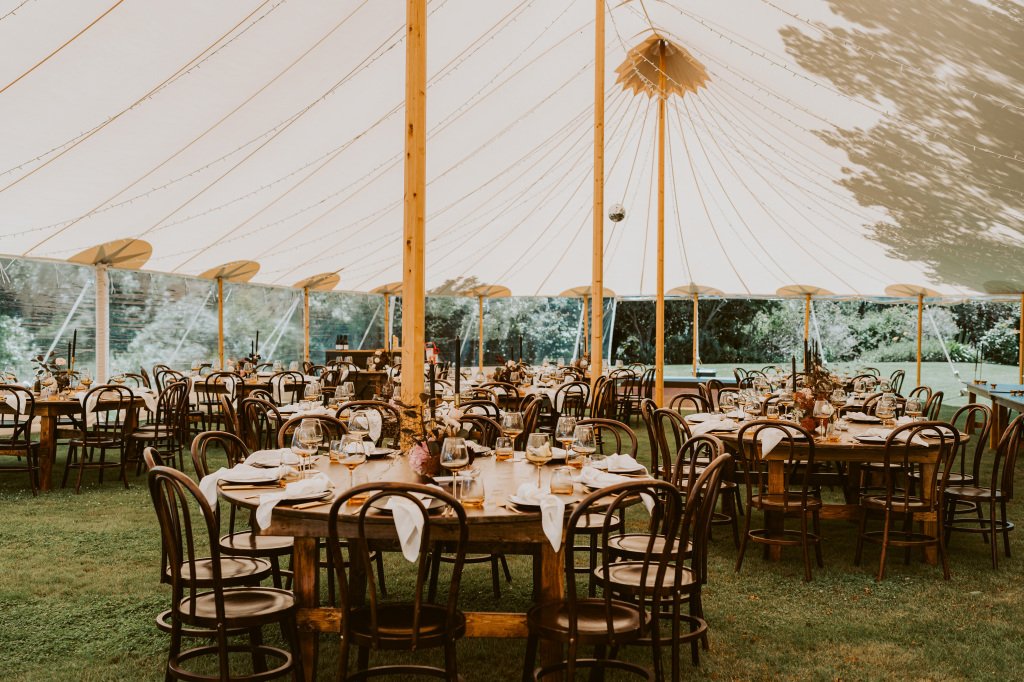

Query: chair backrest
[[669, 393, 711, 414], [733, 368, 748, 385], [877, 421, 959, 513], [991, 414, 1023, 500], [949, 404, 991, 484], [138, 367, 152, 389], [156, 380, 191, 441], [459, 415, 503, 448], [190, 430, 250, 478], [0, 385, 34, 446], [464, 387, 499, 403], [155, 367, 186, 393], [516, 396, 543, 448], [566, 479, 681, 642], [553, 381, 590, 420], [80, 384, 135, 439], [735, 420, 818, 509], [925, 391, 943, 421], [675, 452, 730, 585], [248, 388, 274, 403], [862, 366, 881, 376], [336, 400, 402, 448], [592, 376, 621, 420], [576, 418, 638, 456], [277, 414, 348, 448], [907, 385, 932, 405], [703, 379, 725, 411], [671, 435, 725, 494], [460, 399, 501, 419], [195, 371, 240, 405], [716, 387, 741, 411], [648, 408, 692, 479], [218, 395, 239, 436], [889, 369, 906, 395], [115, 372, 148, 388], [638, 398, 659, 474], [481, 381, 520, 398], [327, 483, 468, 650], [269, 371, 306, 405], [240, 397, 281, 451]]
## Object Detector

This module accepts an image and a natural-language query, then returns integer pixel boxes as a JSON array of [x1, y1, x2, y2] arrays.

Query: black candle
[[428, 361, 436, 419], [251, 340, 254, 356], [71, 329, 77, 361], [255, 330, 259, 354], [519, 335, 523, 363], [791, 356, 797, 391], [454, 336, 461, 393]]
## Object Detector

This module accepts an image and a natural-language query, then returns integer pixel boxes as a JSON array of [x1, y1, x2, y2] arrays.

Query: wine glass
[[719, 392, 737, 416], [501, 411, 525, 441], [79, 369, 93, 390], [812, 400, 834, 440], [571, 424, 597, 468], [905, 396, 923, 421], [440, 437, 470, 498], [348, 410, 371, 440], [778, 388, 794, 415], [555, 416, 578, 466], [525, 433, 553, 488], [304, 380, 322, 404], [290, 423, 319, 478], [337, 434, 367, 487]]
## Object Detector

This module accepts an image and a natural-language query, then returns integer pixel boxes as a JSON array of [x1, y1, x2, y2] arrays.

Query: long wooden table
[[964, 381, 1024, 448], [221, 454, 591, 682], [711, 419, 964, 565]]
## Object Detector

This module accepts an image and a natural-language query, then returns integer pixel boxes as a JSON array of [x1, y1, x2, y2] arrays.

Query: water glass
[[458, 474, 485, 508], [550, 466, 574, 495], [495, 436, 513, 461]]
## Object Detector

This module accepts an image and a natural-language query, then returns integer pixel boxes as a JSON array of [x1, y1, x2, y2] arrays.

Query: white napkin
[[199, 464, 287, 505], [846, 412, 880, 422], [465, 440, 491, 456], [689, 418, 738, 436], [579, 466, 655, 512], [514, 483, 565, 551], [245, 448, 300, 467], [255, 473, 331, 529], [758, 425, 805, 455], [131, 387, 158, 413], [388, 495, 426, 562], [684, 412, 717, 423], [601, 453, 645, 473], [862, 427, 928, 446]]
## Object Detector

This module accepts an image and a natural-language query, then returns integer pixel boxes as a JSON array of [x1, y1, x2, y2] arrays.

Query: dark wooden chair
[[275, 414, 347, 448], [126, 380, 190, 473], [193, 371, 240, 432], [668, 393, 712, 415], [269, 370, 305, 405], [481, 381, 520, 410], [889, 369, 906, 395], [240, 397, 282, 452], [147, 463, 301, 681], [575, 417, 638, 457], [336, 400, 402, 449], [0, 385, 39, 494], [925, 390, 944, 420], [327, 483, 468, 680], [855, 421, 958, 581], [524, 478, 682, 681], [703, 379, 725, 411], [552, 381, 590, 422], [61, 384, 135, 493], [461, 399, 501, 420], [735, 420, 823, 581], [944, 414, 1022, 569]]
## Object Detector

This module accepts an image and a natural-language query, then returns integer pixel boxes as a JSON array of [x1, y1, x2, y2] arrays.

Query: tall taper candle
[[428, 360, 436, 419], [792, 356, 797, 391], [519, 335, 523, 363], [255, 330, 259, 354], [454, 336, 461, 394], [71, 329, 77, 362]]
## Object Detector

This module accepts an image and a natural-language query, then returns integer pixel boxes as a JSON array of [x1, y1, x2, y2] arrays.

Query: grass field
[[2, 403, 1023, 681]]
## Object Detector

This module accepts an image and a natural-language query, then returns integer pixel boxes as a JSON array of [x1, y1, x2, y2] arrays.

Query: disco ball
[[608, 203, 625, 223]]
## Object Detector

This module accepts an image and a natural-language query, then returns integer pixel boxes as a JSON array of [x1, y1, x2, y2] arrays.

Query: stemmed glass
[[336, 434, 367, 487], [812, 400, 834, 440], [571, 424, 597, 468], [291, 420, 321, 478], [830, 388, 848, 429], [348, 410, 371, 441], [777, 388, 794, 416], [79, 369, 93, 390], [525, 433, 553, 488], [501, 412, 524, 443], [876, 394, 896, 426], [555, 416, 578, 466], [304, 380, 322, 405], [719, 392, 737, 417], [440, 437, 470, 498], [905, 396, 923, 421]]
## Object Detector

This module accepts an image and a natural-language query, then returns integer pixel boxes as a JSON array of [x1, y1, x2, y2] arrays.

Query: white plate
[[284, 489, 333, 504], [854, 435, 887, 443], [847, 414, 881, 423], [507, 495, 542, 510], [221, 474, 281, 485], [606, 465, 647, 475], [685, 413, 717, 423]]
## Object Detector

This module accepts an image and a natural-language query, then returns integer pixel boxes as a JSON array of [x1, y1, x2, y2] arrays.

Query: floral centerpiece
[[394, 395, 468, 479], [792, 359, 842, 432], [33, 351, 71, 392], [493, 360, 527, 384]]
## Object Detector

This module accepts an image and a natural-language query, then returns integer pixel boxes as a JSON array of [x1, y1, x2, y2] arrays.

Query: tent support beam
[[302, 287, 310, 363], [477, 295, 484, 373], [590, 0, 605, 387], [654, 42, 666, 406], [916, 294, 923, 386], [95, 265, 108, 383], [803, 294, 811, 343], [692, 293, 698, 377], [400, 0, 427, 405], [1019, 293, 1023, 385], [383, 294, 390, 352], [217, 276, 224, 369]]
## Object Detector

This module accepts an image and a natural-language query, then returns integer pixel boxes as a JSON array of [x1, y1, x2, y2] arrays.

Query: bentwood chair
[[147, 463, 301, 681], [735, 420, 823, 581], [855, 421, 958, 581], [336, 400, 403, 449], [925, 391, 944, 421], [327, 483, 468, 681], [193, 371, 240, 432], [944, 414, 1022, 569], [551, 381, 590, 422], [460, 399, 501, 420], [191, 432, 294, 589], [0, 385, 40, 494], [668, 394, 712, 415], [575, 418, 638, 457], [276, 414, 347, 448], [240, 397, 282, 452], [61, 384, 135, 493], [600, 454, 730, 680], [269, 371, 305, 405], [524, 479, 682, 682], [126, 380, 189, 472]]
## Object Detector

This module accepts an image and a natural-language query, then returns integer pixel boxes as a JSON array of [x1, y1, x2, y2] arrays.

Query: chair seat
[[527, 598, 645, 643], [347, 602, 466, 646], [130, 424, 176, 439], [572, 512, 623, 533], [943, 485, 1002, 501], [0, 442, 37, 454], [861, 495, 932, 511], [606, 533, 690, 559], [220, 531, 294, 556], [594, 560, 696, 592], [167, 556, 272, 586], [751, 493, 822, 510], [178, 586, 295, 626], [69, 435, 123, 447]]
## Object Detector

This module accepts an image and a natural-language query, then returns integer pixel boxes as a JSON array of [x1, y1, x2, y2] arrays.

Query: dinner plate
[[366, 447, 397, 458], [684, 413, 716, 423], [507, 495, 542, 510], [284, 489, 334, 504], [220, 474, 281, 486], [369, 496, 447, 515], [854, 434, 887, 443], [847, 414, 882, 424]]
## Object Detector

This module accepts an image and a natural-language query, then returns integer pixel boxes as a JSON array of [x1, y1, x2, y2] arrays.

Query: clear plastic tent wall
[[0, 1, 1020, 299]]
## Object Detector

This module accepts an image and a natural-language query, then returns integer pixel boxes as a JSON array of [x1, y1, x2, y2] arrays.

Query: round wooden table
[[220, 453, 592, 682]]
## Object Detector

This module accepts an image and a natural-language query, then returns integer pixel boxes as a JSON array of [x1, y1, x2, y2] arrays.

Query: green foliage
[[979, 319, 1021, 365], [0, 315, 38, 375], [860, 338, 973, 363]]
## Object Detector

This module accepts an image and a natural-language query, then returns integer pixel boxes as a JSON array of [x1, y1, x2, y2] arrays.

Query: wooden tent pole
[[583, 295, 589, 357], [590, 0, 605, 386], [478, 295, 485, 373], [383, 294, 390, 352], [1019, 293, 1023, 384], [217, 276, 224, 368], [916, 294, 923, 386], [654, 41, 666, 406], [302, 287, 310, 363], [692, 293, 699, 378], [803, 294, 811, 343], [400, 0, 427, 405]]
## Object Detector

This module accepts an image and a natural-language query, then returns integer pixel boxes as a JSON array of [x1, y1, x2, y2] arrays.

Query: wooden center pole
[[692, 293, 699, 378], [590, 0, 605, 386], [217, 276, 225, 368], [803, 294, 811, 342], [302, 287, 310, 363], [1019, 293, 1023, 385], [400, 0, 427, 405], [916, 294, 923, 386], [655, 42, 666, 406], [478, 295, 485, 373], [383, 294, 390, 352], [583, 295, 589, 356]]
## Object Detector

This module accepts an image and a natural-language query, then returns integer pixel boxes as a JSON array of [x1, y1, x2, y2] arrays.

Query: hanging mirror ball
[[608, 203, 625, 222]]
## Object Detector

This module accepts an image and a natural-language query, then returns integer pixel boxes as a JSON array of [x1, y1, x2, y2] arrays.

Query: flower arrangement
[[33, 351, 72, 392], [393, 395, 468, 478]]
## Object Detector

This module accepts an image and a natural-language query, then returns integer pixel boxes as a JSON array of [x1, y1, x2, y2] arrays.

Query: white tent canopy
[[0, 0, 1020, 298]]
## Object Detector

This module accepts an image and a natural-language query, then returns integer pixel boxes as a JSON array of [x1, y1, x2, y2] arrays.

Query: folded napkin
[[384, 492, 445, 562], [690, 418, 739, 436], [579, 466, 655, 512], [758, 425, 805, 455], [684, 412, 717, 423], [846, 411, 881, 422], [199, 464, 287, 505], [130, 387, 158, 413], [3, 393, 26, 414], [245, 448, 300, 467], [514, 483, 565, 551], [861, 428, 929, 447], [466, 440, 491, 456], [600, 453, 645, 473], [255, 473, 331, 529]]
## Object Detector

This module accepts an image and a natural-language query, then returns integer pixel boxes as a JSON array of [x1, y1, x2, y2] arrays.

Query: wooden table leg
[[293, 536, 319, 682], [538, 541, 564, 673], [991, 401, 1005, 449], [919, 461, 938, 565], [766, 460, 785, 560], [38, 414, 57, 491], [966, 391, 976, 434]]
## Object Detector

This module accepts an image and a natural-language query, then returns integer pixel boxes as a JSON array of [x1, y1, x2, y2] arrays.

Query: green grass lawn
[[2, 407, 1023, 681]]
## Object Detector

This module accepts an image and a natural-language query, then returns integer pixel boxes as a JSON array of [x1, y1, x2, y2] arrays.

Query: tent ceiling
[[0, 1, 1020, 298]]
